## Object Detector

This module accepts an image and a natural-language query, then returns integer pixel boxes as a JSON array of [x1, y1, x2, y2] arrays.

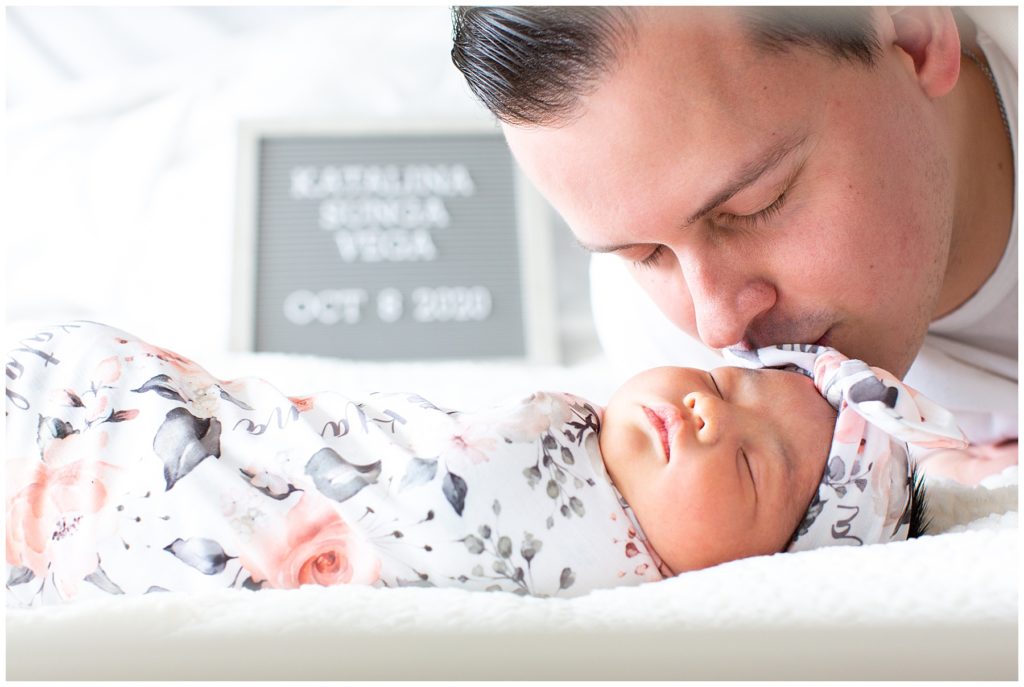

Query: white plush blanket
[[6, 351, 1018, 680]]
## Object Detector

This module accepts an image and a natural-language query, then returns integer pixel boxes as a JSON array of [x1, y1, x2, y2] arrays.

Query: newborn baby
[[6, 322, 965, 607]]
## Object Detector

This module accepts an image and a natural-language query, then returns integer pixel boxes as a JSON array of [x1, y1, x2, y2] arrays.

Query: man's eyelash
[[630, 191, 788, 268], [723, 192, 788, 228], [632, 245, 666, 270]]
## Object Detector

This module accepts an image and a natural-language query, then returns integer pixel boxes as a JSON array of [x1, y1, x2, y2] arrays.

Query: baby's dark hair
[[905, 464, 931, 538], [785, 463, 930, 550]]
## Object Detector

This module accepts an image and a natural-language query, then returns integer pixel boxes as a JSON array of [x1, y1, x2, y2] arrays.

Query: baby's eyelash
[[708, 372, 724, 399], [742, 448, 756, 492], [632, 245, 666, 270]]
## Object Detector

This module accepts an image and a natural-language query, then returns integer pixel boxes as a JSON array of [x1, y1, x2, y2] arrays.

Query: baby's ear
[[885, 7, 961, 98]]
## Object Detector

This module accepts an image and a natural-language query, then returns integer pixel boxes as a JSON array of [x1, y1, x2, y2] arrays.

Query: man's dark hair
[[451, 6, 881, 126]]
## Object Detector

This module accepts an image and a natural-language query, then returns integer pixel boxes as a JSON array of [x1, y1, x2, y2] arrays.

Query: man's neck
[[937, 17, 1015, 320]]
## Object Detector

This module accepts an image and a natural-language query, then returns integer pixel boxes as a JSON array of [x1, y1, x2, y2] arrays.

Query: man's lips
[[642, 405, 681, 461], [736, 323, 835, 351]]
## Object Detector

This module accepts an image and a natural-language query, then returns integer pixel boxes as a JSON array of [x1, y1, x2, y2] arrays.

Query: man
[[451, 6, 1016, 474]]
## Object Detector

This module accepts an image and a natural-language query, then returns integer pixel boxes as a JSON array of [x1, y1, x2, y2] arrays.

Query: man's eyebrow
[[574, 131, 808, 254], [685, 130, 808, 227]]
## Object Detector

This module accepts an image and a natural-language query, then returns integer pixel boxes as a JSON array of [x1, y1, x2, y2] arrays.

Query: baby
[[6, 322, 965, 607]]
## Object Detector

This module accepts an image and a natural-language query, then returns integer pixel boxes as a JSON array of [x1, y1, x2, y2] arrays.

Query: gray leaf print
[[492, 499, 501, 516], [443, 470, 468, 516], [242, 577, 263, 591], [61, 389, 85, 408], [132, 374, 187, 403], [396, 576, 435, 588], [7, 566, 35, 586], [569, 496, 585, 517], [305, 447, 381, 503], [37, 415, 77, 444], [85, 562, 125, 594], [399, 456, 438, 491], [163, 537, 233, 575], [103, 409, 139, 423], [497, 536, 512, 558], [521, 533, 543, 563], [219, 388, 254, 410], [238, 468, 299, 501], [848, 376, 898, 408], [793, 492, 826, 540], [154, 407, 222, 490], [560, 447, 575, 465], [492, 560, 509, 574], [559, 568, 576, 590], [462, 535, 485, 554], [827, 455, 845, 481], [478, 525, 492, 539], [145, 586, 170, 594], [523, 466, 542, 487], [546, 479, 559, 499], [850, 456, 863, 475]]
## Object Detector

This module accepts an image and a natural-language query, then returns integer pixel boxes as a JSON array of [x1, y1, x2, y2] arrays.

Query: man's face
[[502, 7, 955, 376], [599, 365, 835, 573]]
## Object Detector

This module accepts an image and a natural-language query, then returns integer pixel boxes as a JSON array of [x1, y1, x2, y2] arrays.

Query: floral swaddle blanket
[[6, 321, 663, 607]]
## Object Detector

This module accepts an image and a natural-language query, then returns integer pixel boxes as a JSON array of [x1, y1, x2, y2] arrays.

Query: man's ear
[[886, 7, 961, 98]]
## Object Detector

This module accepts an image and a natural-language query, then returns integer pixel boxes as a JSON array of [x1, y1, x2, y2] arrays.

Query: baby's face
[[600, 365, 836, 574]]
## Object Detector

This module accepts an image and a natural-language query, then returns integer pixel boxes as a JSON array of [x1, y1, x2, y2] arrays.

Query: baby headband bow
[[723, 344, 968, 552]]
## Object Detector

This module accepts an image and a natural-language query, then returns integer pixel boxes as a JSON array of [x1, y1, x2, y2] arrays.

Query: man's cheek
[[632, 266, 698, 334]]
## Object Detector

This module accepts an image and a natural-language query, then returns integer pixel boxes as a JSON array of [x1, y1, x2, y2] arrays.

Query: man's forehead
[[502, 7, 832, 244]]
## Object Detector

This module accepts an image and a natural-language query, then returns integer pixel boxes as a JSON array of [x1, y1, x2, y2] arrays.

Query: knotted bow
[[724, 344, 967, 551]]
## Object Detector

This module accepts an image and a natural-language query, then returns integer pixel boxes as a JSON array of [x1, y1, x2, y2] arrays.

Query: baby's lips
[[643, 404, 684, 461]]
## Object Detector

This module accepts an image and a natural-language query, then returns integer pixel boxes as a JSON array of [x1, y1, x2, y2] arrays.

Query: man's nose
[[678, 248, 776, 350]]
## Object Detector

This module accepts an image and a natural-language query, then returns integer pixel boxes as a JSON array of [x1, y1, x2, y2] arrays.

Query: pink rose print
[[834, 408, 867, 445], [6, 430, 118, 600], [93, 356, 122, 385], [813, 350, 846, 383], [445, 425, 498, 465], [868, 444, 907, 527], [119, 337, 206, 378], [240, 493, 380, 589], [289, 396, 316, 413]]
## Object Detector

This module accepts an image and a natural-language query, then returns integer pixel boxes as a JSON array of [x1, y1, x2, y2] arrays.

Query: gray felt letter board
[[233, 121, 557, 362]]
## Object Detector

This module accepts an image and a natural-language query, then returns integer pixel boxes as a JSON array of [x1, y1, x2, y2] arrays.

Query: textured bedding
[[5, 336, 1018, 680]]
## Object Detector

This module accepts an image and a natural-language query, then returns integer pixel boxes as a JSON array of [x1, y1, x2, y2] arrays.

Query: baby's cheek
[[598, 417, 647, 484]]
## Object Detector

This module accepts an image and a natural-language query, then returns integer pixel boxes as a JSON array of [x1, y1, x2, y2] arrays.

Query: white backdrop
[[5, 7, 600, 361]]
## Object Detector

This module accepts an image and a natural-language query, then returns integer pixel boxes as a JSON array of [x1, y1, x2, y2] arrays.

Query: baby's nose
[[683, 392, 721, 442]]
